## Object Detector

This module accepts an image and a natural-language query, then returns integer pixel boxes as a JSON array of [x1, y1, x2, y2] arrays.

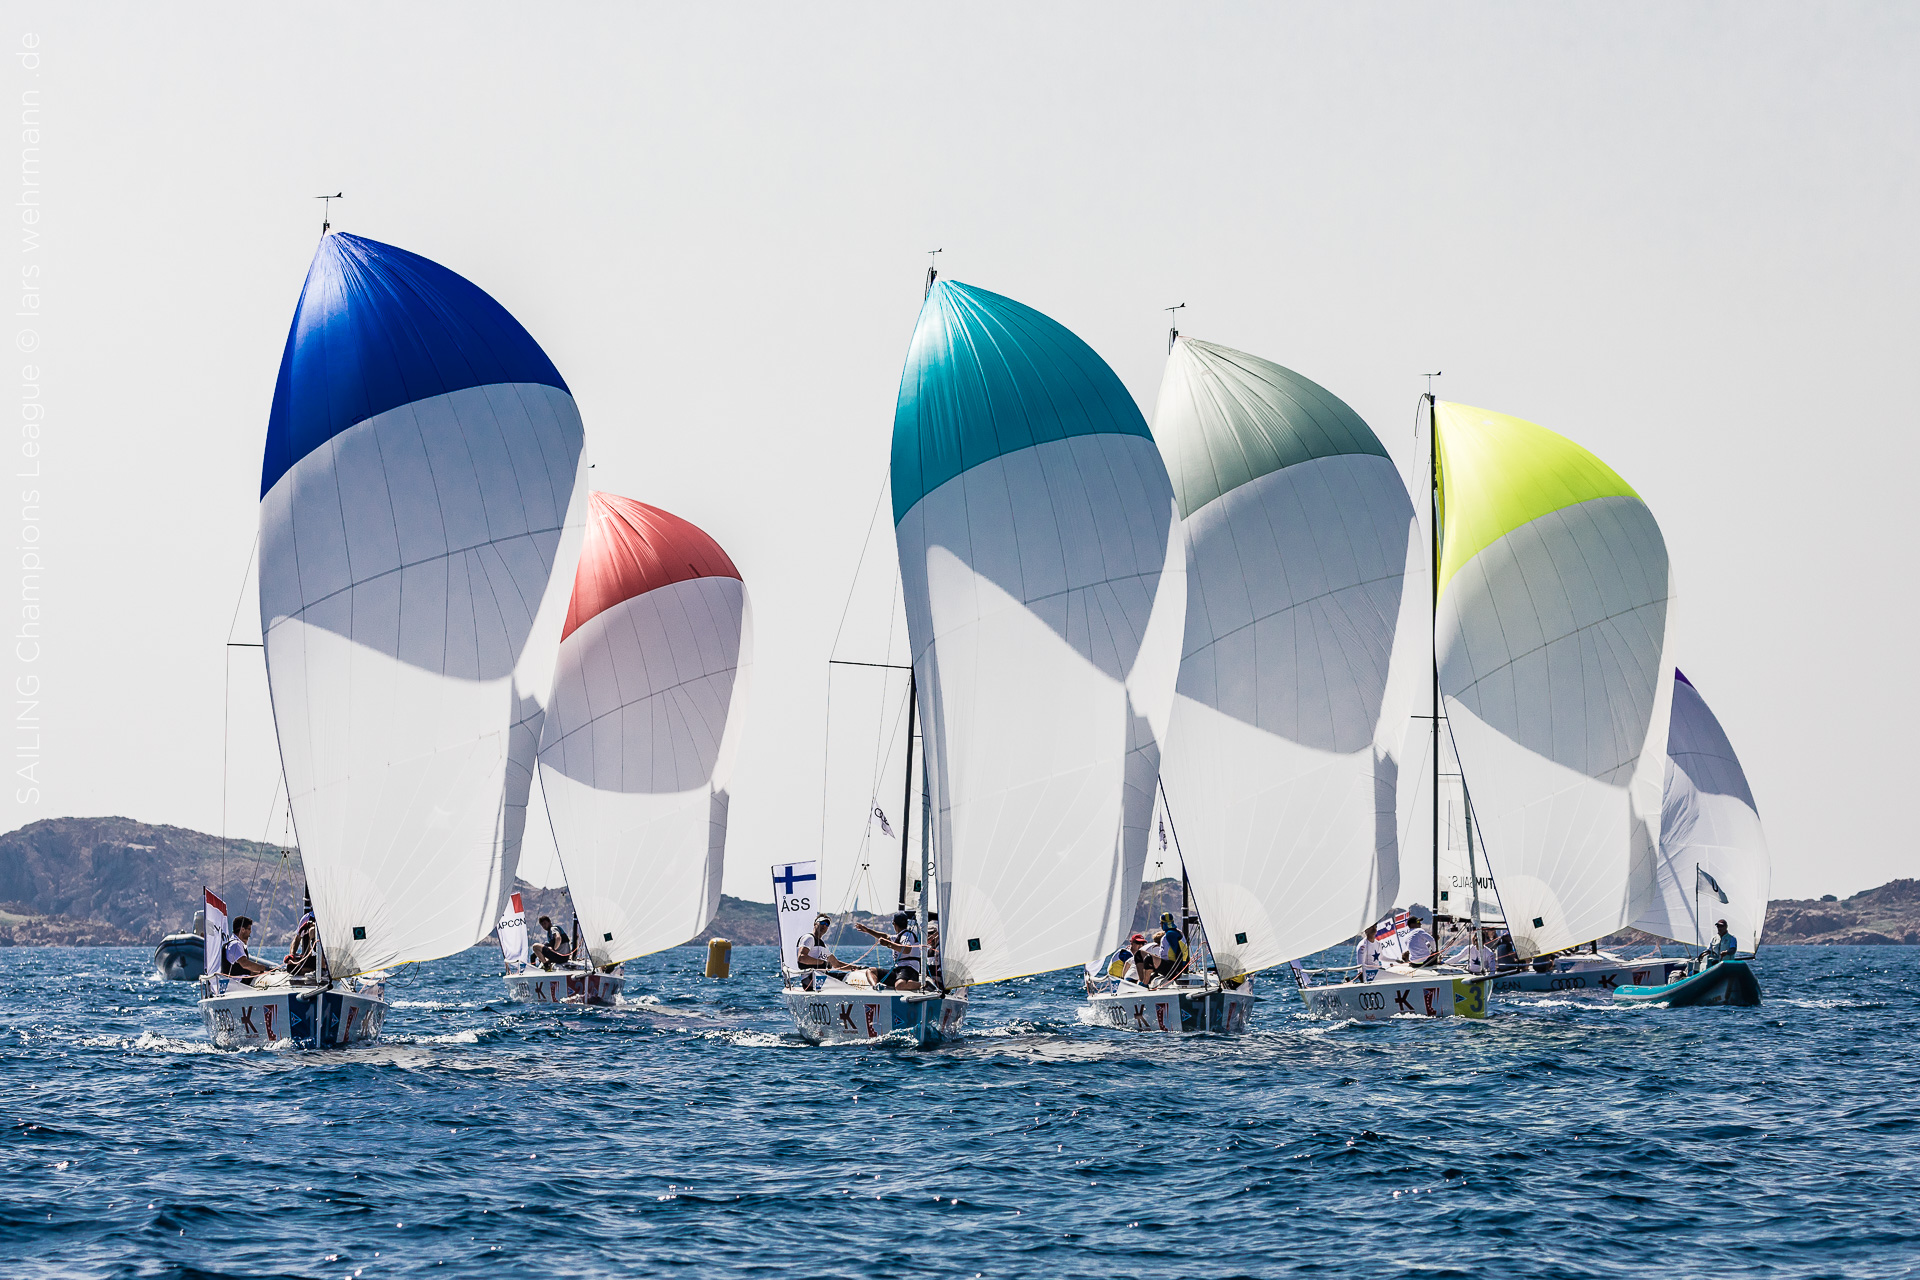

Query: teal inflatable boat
[[1612, 959, 1760, 1007]]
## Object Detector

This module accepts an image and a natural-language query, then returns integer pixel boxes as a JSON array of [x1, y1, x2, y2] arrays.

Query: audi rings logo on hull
[[1550, 976, 1589, 991], [1357, 991, 1387, 1011]]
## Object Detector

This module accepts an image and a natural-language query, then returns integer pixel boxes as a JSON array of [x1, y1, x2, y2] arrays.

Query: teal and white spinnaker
[[1630, 670, 1770, 950], [1433, 402, 1674, 958], [1153, 338, 1421, 979], [891, 281, 1184, 988]]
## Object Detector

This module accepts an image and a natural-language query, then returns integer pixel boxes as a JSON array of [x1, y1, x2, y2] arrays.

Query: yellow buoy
[[705, 937, 732, 979]]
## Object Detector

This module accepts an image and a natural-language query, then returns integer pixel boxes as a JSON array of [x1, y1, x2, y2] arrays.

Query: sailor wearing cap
[[796, 914, 841, 971], [1709, 919, 1738, 964]]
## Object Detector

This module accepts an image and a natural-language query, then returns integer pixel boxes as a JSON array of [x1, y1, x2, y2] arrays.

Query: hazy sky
[[7, 3, 1915, 903]]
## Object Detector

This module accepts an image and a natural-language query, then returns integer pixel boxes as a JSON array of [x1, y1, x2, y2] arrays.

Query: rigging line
[[215, 532, 260, 892], [827, 464, 895, 661]]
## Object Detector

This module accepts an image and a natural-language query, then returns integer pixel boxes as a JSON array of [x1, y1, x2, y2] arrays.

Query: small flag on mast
[[872, 806, 893, 838], [1158, 817, 1167, 851]]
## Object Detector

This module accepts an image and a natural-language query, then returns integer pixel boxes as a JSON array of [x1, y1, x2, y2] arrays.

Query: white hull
[[1086, 983, 1259, 1034], [1296, 969, 1490, 1021], [782, 982, 967, 1047], [198, 974, 388, 1048], [1493, 954, 1683, 995], [503, 968, 625, 1006]]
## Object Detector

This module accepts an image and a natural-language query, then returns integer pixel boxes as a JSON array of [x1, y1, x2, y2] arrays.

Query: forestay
[[891, 281, 1184, 988], [1630, 670, 1770, 949], [537, 494, 752, 967], [259, 232, 588, 976], [1432, 401, 1673, 958], [1152, 338, 1420, 978]]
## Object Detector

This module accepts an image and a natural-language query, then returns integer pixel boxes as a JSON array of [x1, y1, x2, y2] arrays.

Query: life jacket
[[1104, 948, 1130, 979]]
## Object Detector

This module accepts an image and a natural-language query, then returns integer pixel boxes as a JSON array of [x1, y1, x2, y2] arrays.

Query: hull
[[1086, 985, 1259, 1034], [782, 984, 968, 1047], [198, 975, 387, 1049], [1494, 955, 1684, 995], [1613, 959, 1760, 1007], [1298, 971, 1491, 1021], [503, 969, 625, 1006], [153, 934, 205, 981]]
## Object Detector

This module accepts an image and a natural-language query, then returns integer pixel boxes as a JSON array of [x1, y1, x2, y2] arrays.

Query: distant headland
[[0, 816, 1913, 949]]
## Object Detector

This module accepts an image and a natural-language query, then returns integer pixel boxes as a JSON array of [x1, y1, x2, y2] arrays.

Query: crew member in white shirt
[[1354, 924, 1382, 981], [1405, 913, 1439, 967], [856, 912, 923, 990], [796, 914, 845, 974]]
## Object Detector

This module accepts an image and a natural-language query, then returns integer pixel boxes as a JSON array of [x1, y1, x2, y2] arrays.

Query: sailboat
[[1613, 669, 1768, 1006], [781, 274, 1184, 1046], [503, 492, 753, 1006], [1111, 334, 1450, 1028], [200, 231, 587, 1048]]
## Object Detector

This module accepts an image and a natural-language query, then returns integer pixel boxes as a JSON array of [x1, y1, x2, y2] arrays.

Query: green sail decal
[[1435, 401, 1642, 596], [1157, 338, 1387, 520]]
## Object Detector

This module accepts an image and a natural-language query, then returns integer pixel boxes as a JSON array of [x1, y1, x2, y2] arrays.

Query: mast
[[897, 669, 917, 913], [1428, 387, 1441, 926]]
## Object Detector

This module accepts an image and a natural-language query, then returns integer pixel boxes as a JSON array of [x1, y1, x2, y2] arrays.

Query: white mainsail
[[891, 280, 1183, 988], [536, 493, 753, 967], [258, 232, 588, 976], [1630, 670, 1770, 949], [1432, 401, 1674, 958], [1152, 338, 1420, 978]]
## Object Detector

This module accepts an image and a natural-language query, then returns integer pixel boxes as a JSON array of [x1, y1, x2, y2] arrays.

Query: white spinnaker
[[261, 385, 587, 975], [1433, 402, 1674, 958], [1151, 339, 1418, 978], [1630, 673, 1770, 949], [897, 436, 1179, 988], [538, 576, 752, 966]]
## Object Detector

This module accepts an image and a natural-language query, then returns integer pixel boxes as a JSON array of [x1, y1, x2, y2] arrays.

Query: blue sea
[[2, 944, 1915, 1279]]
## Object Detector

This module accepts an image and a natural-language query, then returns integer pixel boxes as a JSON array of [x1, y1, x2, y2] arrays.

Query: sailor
[[856, 912, 923, 990], [924, 922, 943, 989], [796, 915, 841, 971], [1708, 919, 1738, 964], [222, 917, 274, 979], [1090, 933, 1139, 992], [1492, 929, 1518, 970], [531, 916, 572, 969], [1354, 924, 1382, 981], [1463, 928, 1497, 976], [283, 910, 318, 978], [1157, 913, 1193, 983], [1404, 913, 1439, 967]]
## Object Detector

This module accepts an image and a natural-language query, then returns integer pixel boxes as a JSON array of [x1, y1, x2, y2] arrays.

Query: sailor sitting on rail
[[1088, 932, 1143, 992], [794, 915, 848, 989], [855, 912, 923, 990], [1403, 913, 1439, 967], [924, 922, 943, 990], [222, 917, 275, 981], [531, 916, 573, 969], [1354, 924, 1383, 981]]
